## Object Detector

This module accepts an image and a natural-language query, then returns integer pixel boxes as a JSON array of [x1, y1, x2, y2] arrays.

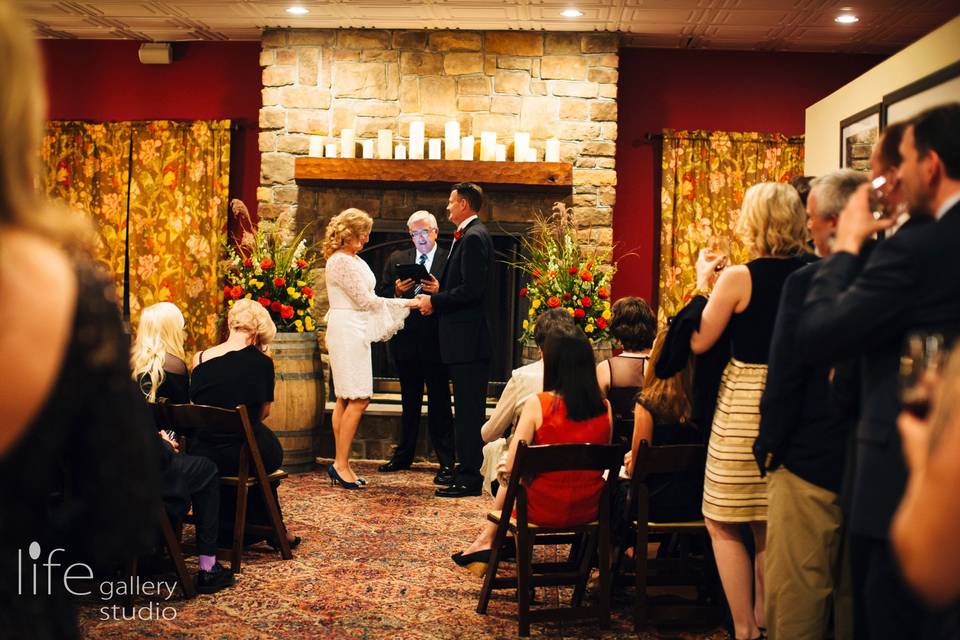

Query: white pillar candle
[[377, 129, 393, 159], [495, 144, 506, 162], [513, 132, 530, 162], [444, 121, 461, 160], [545, 137, 560, 162], [479, 131, 496, 161], [324, 143, 337, 159], [461, 136, 474, 161], [526, 148, 538, 162], [362, 139, 375, 159], [428, 138, 442, 160], [309, 135, 323, 158], [409, 120, 425, 160], [395, 143, 407, 160], [340, 128, 355, 159]]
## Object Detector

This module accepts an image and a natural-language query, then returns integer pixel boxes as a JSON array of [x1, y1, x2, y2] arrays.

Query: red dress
[[523, 393, 611, 528]]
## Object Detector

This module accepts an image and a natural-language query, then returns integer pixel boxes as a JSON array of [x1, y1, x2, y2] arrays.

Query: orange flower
[[567, 266, 578, 275], [280, 305, 295, 319], [243, 257, 253, 268], [301, 286, 313, 298], [580, 270, 593, 282], [261, 258, 275, 270], [597, 287, 609, 300], [230, 286, 243, 300], [547, 296, 561, 308], [574, 308, 585, 319], [296, 259, 308, 269], [597, 317, 607, 330], [580, 296, 592, 308], [273, 277, 286, 288]]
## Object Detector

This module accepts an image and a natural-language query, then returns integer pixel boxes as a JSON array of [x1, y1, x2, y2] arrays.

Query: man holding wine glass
[[796, 103, 960, 639]]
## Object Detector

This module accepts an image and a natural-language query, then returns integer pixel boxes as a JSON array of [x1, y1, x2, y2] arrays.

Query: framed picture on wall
[[883, 61, 960, 128], [840, 104, 880, 172]]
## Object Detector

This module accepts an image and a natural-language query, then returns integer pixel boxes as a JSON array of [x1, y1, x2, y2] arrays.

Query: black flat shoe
[[378, 459, 411, 473], [268, 535, 301, 551], [435, 483, 482, 498], [195, 562, 235, 595], [433, 466, 455, 486]]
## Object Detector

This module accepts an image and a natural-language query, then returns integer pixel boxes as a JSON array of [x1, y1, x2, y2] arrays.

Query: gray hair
[[407, 210, 438, 229], [809, 170, 869, 219]]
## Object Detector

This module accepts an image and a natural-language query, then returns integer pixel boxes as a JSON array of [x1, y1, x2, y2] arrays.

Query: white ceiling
[[19, 0, 960, 54]]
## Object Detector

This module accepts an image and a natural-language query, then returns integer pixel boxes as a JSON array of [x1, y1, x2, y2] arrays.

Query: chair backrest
[[166, 402, 254, 439], [149, 398, 169, 431], [513, 441, 623, 476], [627, 441, 705, 522]]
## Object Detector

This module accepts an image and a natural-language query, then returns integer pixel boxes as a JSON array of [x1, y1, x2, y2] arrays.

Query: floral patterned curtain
[[127, 120, 231, 352], [42, 121, 131, 298], [658, 130, 805, 322]]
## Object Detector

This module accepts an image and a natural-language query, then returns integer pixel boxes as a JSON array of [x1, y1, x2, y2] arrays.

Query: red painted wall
[[613, 48, 884, 307], [40, 40, 262, 220]]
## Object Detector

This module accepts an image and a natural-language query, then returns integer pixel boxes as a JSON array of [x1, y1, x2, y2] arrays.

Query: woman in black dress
[[189, 298, 299, 548], [131, 301, 190, 404]]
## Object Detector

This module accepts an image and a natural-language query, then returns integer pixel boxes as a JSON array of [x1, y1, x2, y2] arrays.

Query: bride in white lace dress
[[323, 208, 417, 488]]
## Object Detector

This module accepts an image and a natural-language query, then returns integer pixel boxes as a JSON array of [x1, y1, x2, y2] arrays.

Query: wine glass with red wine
[[899, 333, 945, 419]]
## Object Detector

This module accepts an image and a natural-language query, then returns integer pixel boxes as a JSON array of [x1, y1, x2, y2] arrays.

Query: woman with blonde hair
[[689, 181, 813, 640], [323, 208, 418, 488], [131, 301, 190, 403], [189, 298, 299, 548]]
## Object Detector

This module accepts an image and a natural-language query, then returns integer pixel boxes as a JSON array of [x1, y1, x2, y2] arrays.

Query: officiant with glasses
[[376, 210, 455, 484]]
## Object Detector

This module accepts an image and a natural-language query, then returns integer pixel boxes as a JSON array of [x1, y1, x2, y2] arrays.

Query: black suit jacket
[[432, 218, 495, 364], [797, 204, 960, 538], [377, 245, 448, 363]]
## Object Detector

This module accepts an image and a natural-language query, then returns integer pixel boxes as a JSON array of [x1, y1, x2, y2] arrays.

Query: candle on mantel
[[309, 135, 323, 158], [444, 121, 460, 160], [428, 138, 442, 160], [479, 131, 496, 161], [340, 129, 355, 159], [461, 136, 475, 161], [377, 129, 392, 159], [513, 132, 530, 162], [324, 143, 338, 159], [495, 144, 506, 162], [395, 143, 407, 160], [526, 148, 538, 162], [545, 138, 560, 163], [409, 120, 425, 160], [362, 139, 375, 159]]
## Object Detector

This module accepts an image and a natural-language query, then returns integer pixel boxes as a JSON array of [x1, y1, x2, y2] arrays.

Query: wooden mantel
[[294, 157, 573, 191]]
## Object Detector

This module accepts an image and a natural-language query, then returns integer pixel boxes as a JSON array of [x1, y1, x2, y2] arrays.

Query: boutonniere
[[453, 230, 463, 241]]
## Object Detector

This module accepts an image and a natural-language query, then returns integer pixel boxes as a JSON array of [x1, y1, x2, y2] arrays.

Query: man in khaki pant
[[755, 169, 871, 639]]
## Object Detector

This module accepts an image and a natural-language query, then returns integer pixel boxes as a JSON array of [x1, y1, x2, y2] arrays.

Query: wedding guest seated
[[189, 298, 300, 549], [614, 329, 703, 554], [452, 332, 612, 576], [479, 308, 577, 495], [595, 296, 656, 450], [131, 302, 235, 593]]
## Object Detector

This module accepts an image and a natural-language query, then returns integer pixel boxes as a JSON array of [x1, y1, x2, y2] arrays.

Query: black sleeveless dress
[[605, 354, 647, 453]]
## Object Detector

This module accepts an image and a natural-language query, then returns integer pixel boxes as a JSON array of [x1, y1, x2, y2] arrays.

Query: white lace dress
[[324, 251, 410, 399]]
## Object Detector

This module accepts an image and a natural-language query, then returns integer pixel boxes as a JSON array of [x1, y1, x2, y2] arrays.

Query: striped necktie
[[413, 252, 428, 295]]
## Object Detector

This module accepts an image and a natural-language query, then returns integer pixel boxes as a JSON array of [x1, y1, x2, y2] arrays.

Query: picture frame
[[839, 103, 881, 171], [883, 61, 960, 128]]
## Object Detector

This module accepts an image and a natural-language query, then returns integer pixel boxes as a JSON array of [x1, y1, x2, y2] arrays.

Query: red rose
[[581, 296, 592, 308], [597, 317, 608, 330], [574, 308, 585, 319], [280, 305, 295, 319], [597, 287, 610, 300], [223, 285, 232, 299], [296, 259, 308, 269], [258, 297, 271, 308], [562, 292, 571, 301], [580, 270, 593, 282], [273, 277, 286, 288], [270, 300, 282, 312], [230, 286, 244, 300], [301, 286, 313, 298], [243, 257, 253, 268], [567, 266, 578, 275], [519, 287, 528, 297], [260, 258, 275, 270], [547, 296, 561, 308], [532, 268, 542, 277]]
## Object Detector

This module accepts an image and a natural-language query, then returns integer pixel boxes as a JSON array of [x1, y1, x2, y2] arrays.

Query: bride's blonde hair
[[322, 208, 373, 259], [130, 302, 188, 402]]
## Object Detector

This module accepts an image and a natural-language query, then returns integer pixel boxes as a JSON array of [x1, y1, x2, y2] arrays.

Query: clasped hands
[[395, 274, 439, 315]]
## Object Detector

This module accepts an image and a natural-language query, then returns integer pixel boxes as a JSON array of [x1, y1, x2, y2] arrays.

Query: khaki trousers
[[765, 467, 851, 640]]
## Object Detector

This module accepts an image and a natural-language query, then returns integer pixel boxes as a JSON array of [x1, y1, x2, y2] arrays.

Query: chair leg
[[477, 519, 513, 615], [160, 513, 195, 599], [260, 479, 291, 560], [232, 482, 249, 573], [598, 524, 612, 628], [516, 528, 532, 637], [634, 522, 649, 632], [572, 531, 595, 607]]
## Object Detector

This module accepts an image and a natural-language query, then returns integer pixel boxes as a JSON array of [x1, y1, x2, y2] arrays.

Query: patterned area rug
[[78, 463, 728, 639]]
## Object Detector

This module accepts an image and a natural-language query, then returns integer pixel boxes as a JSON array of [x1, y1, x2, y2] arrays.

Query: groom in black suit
[[376, 210, 455, 483], [417, 182, 494, 497]]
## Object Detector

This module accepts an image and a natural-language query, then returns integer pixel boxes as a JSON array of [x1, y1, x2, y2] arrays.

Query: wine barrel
[[520, 339, 613, 366], [263, 332, 323, 473]]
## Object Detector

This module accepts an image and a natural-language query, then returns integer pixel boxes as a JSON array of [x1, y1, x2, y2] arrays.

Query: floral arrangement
[[221, 200, 317, 333], [515, 202, 615, 344]]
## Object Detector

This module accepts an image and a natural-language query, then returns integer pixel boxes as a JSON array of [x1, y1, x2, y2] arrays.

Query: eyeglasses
[[409, 229, 433, 239]]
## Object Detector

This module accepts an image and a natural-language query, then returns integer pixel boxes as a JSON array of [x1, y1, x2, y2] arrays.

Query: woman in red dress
[[452, 332, 612, 576]]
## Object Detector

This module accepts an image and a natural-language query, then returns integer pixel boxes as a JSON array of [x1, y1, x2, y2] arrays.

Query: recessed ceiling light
[[286, 6, 309, 16], [561, 8, 584, 18], [835, 14, 859, 24]]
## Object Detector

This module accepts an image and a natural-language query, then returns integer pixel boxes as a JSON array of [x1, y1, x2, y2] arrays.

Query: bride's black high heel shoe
[[327, 464, 361, 490]]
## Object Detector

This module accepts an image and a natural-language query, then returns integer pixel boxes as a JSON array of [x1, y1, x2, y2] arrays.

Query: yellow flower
[[248, 278, 259, 287], [227, 299, 234, 306], [567, 307, 575, 316], [295, 319, 303, 329], [245, 293, 252, 299], [305, 316, 315, 331], [158, 286, 171, 302], [602, 309, 611, 320], [522, 319, 529, 330], [297, 309, 305, 316], [604, 301, 611, 310], [291, 292, 301, 300], [287, 286, 296, 296], [532, 299, 542, 309], [585, 324, 595, 334], [528, 307, 535, 317], [297, 280, 306, 287]]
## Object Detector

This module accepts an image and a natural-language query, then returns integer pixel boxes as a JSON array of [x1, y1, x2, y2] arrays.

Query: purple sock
[[199, 555, 216, 572]]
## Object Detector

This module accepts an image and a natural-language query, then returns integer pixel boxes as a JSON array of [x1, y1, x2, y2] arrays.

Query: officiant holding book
[[376, 210, 455, 484]]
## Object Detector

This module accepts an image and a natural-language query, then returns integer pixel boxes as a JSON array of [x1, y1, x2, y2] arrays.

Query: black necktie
[[413, 253, 428, 295]]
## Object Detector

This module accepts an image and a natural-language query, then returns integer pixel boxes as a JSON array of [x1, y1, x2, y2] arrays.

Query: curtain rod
[[645, 132, 804, 142]]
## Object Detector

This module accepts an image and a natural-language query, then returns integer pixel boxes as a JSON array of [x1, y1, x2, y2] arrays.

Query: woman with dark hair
[[451, 332, 612, 576]]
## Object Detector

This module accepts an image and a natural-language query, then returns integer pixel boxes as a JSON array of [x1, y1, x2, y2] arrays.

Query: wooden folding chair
[[166, 402, 292, 572], [477, 441, 622, 637], [623, 441, 723, 631]]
